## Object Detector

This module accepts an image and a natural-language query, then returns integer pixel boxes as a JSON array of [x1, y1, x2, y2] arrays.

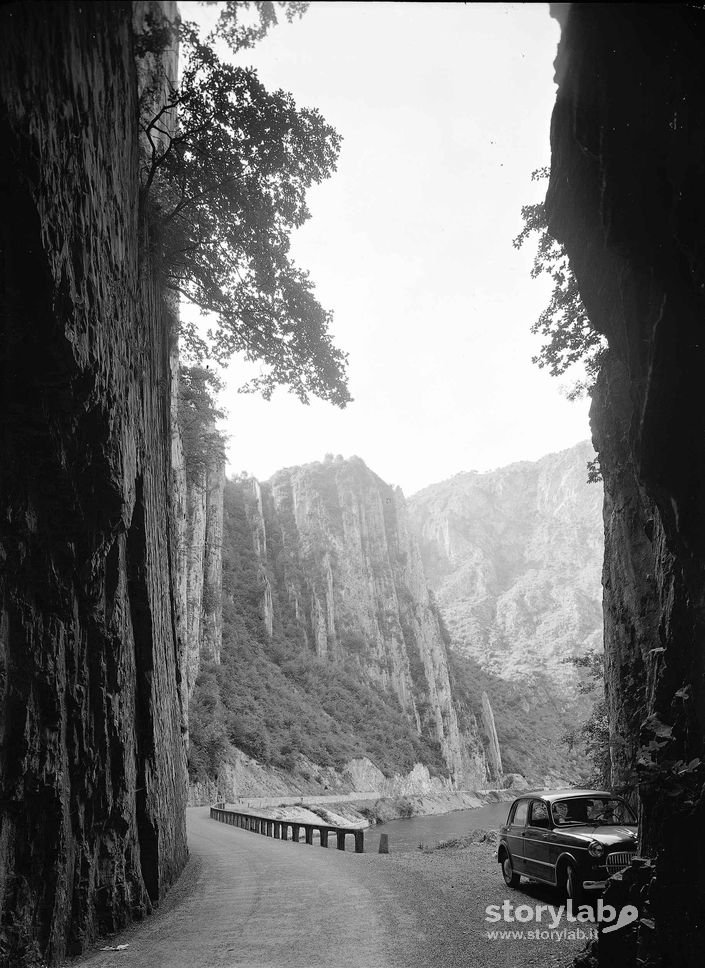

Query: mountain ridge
[[188, 442, 601, 799]]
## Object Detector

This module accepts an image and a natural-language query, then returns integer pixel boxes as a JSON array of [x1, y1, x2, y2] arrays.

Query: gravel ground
[[359, 842, 588, 968]]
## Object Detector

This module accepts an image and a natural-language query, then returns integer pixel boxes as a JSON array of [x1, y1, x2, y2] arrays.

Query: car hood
[[565, 825, 638, 847]]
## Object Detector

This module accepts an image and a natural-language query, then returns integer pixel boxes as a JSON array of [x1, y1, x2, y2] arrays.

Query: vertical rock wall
[[264, 458, 488, 787], [548, 4, 705, 963], [184, 439, 224, 693], [481, 692, 503, 781], [0, 3, 188, 963]]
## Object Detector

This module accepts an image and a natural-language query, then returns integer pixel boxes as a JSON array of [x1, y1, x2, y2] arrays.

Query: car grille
[[606, 850, 636, 875]]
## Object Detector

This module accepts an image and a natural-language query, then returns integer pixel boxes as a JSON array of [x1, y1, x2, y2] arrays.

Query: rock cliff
[[547, 4, 705, 964], [409, 441, 603, 684], [184, 433, 224, 695], [261, 457, 486, 786], [189, 458, 492, 794], [0, 4, 188, 964], [408, 442, 602, 783]]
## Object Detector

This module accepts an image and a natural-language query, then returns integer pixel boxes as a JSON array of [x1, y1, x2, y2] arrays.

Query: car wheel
[[562, 861, 583, 903], [501, 850, 520, 889]]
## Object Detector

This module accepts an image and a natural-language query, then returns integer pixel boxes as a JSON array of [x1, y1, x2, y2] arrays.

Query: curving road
[[72, 807, 581, 968]]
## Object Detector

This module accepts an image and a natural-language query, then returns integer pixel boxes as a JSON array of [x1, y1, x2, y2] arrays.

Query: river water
[[363, 800, 512, 853]]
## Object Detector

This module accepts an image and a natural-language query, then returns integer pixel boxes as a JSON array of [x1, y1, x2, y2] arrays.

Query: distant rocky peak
[[408, 440, 603, 685]]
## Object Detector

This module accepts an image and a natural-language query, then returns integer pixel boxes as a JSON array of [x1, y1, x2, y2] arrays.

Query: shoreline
[[336, 787, 516, 825], [217, 787, 517, 828]]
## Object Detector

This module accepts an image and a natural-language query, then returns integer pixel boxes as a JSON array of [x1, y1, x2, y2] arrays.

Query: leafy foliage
[[208, 1, 310, 51], [140, 3, 350, 406], [514, 169, 606, 400], [177, 364, 225, 483], [561, 650, 611, 788], [586, 456, 603, 484]]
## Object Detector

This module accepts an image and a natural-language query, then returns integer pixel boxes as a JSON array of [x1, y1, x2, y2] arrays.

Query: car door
[[523, 798, 555, 883], [505, 798, 529, 874]]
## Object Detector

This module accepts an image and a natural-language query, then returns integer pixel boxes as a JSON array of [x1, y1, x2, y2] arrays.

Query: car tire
[[562, 861, 583, 903], [500, 850, 520, 889]]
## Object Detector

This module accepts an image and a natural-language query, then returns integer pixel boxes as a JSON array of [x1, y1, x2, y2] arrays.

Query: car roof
[[512, 789, 617, 803]]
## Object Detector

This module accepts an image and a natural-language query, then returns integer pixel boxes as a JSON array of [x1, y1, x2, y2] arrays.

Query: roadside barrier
[[210, 804, 365, 853]]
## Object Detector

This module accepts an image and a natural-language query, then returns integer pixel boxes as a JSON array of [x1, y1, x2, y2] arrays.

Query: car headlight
[[588, 841, 605, 858]]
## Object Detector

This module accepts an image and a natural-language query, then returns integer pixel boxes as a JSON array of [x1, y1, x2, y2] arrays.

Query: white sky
[[184, 1, 590, 495]]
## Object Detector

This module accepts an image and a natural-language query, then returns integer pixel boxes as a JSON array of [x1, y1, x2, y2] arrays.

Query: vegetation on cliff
[[188, 477, 449, 783], [410, 442, 604, 784], [178, 364, 226, 483], [139, 2, 350, 406], [561, 650, 610, 788], [514, 168, 605, 401]]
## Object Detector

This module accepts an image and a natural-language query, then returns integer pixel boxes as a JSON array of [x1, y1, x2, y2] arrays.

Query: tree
[[139, 3, 350, 407], [514, 168, 606, 400], [562, 650, 611, 788], [178, 365, 226, 483]]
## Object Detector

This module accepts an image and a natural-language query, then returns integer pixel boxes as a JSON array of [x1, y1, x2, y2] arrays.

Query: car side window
[[529, 799, 549, 827], [512, 800, 529, 827]]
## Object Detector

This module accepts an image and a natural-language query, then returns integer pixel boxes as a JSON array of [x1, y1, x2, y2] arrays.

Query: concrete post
[[378, 834, 389, 854], [336, 831, 346, 851], [320, 829, 328, 848]]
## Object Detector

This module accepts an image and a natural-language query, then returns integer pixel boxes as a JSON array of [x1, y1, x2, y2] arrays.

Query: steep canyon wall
[[408, 441, 603, 785], [548, 4, 705, 964], [249, 458, 489, 787], [0, 4, 188, 963]]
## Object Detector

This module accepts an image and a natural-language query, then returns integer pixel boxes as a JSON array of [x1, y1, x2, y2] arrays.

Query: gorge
[[2, 3, 704, 966], [186, 444, 603, 803]]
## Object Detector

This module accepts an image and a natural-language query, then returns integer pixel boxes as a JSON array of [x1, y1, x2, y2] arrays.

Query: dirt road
[[71, 807, 584, 968]]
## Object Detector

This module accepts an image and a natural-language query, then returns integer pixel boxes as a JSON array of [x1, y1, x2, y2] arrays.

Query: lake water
[[363, 801, 512, 853]]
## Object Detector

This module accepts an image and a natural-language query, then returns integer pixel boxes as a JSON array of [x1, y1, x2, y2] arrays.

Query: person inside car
[[553, 801, 570, 824], [553, 800, 568, 824]]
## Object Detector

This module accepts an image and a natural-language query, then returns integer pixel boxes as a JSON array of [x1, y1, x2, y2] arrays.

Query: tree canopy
[[140, 2, 350, 407], [514, 169, 605, 400]]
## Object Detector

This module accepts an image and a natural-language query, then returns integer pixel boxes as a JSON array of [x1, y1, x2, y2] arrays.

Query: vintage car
[[497, 789, 638, 899]]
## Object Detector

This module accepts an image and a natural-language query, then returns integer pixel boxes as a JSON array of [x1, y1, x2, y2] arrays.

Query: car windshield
[[551, 797, 636, 826]]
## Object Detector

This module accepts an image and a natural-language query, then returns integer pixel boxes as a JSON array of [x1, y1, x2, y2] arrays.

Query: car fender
[[497, 839, 513, 864], [555, 848, 582, 873]]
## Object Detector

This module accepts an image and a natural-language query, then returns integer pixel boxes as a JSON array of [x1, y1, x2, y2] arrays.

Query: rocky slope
[[547, 5, 705, 963], [408, 441, 603, 784], [409, 441, 603, 683], [0, 4, 188, 964]]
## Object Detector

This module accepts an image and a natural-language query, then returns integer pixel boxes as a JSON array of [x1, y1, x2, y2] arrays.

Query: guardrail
[[210, 804, 364, 853]]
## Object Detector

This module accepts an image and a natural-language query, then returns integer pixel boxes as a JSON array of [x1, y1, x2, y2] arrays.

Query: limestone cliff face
[[0, 4, 187, 964], [249, 458, 488, 787], [481, 692, 503, 781], [408, 442, 602, 786], [184, 443, 224, 695], [548, 4, 705, 963], [409, 441, 603, 684], [170, 349, 190, 731]]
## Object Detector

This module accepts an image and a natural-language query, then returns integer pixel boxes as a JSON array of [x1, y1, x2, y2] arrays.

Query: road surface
[[71, 807, 582, 968]]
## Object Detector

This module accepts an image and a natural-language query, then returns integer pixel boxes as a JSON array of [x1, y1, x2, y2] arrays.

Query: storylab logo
[[485, 900, 639, 942]]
